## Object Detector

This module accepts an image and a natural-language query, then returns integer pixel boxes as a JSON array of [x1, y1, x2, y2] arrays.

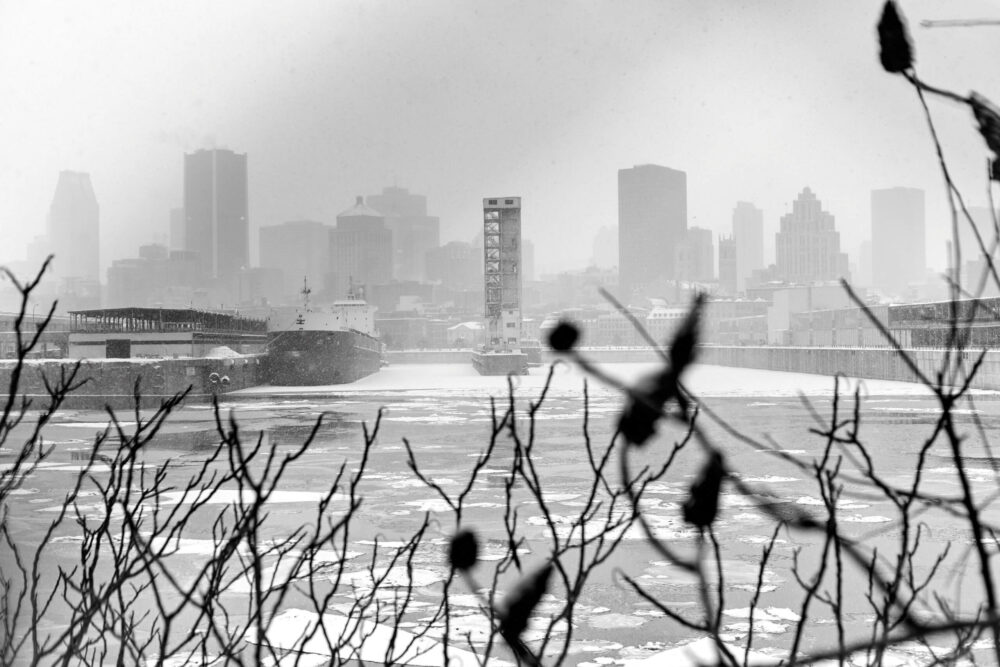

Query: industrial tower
[[473, 197, 527, 375]]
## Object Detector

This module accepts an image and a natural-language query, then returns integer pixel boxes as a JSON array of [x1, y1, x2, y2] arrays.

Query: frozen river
[[8, 362, 1000, 664]]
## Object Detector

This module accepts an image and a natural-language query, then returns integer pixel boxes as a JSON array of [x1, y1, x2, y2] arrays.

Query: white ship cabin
[[267, 300, 377, 336]]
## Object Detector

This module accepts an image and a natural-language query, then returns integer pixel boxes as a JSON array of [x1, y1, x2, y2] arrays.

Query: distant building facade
[[48, 171, 100, 283], [330, 196, 393, 296], [590, 225, 618, 270], [676, 226, 713, 283], [732, 201, 764, 293], [367, 186, 440, 282], [618, 164, 687, 302], [718, 235, 737, 295], [426, 241, 480, 289], [259, 220, 332, 301], [775, 187, 849, 284], [169, 207, 185, 252], [871, 187, 925, 294], [183, 148, 249, 282]]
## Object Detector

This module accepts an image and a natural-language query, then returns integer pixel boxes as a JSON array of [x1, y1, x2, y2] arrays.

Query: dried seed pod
[[499, 562, 553, 642], [448, 529, 479, 572], [877, 1, 913, 74], [547, 320, 580, 352], [618, 367, 676, 446], [668, 292, 706, 374], [971, 92, 1000, 157], [682, 451, 726, 528]]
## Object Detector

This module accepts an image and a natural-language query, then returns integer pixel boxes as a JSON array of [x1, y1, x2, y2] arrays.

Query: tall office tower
[[367, 186, 440, 282], [718, 235, 737, 295], [483, 197, 522, 351], [871, 188, 925, 293], [775, 187, 849, 284], [426, 241, 481, 289], [683, 226, 714, 282], [169, 207, 185, 252], [330, 196, 392, 296], [732, 201, 764, 293], [618, 164, 687, 301], [183, 148, 249, 281], [590, 225, 618, 269], [48, 171, 100, 282], [259, 220, 332, 300]]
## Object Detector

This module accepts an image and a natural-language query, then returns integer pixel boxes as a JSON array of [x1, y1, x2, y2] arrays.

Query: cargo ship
[[265, 282, 381, 385]]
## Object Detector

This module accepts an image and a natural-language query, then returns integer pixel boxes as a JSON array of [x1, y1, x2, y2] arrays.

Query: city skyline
[[3, 2, 997, 278]]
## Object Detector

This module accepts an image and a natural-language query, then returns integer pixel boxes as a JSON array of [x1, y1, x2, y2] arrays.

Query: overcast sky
[[2, 0, 1000, 277]]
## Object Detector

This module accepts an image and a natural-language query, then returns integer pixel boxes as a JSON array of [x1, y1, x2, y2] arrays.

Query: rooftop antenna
[[301, 277, 312, 311]]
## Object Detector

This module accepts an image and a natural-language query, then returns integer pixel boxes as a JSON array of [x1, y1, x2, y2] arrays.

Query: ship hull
[[266, 330, 381, 385]]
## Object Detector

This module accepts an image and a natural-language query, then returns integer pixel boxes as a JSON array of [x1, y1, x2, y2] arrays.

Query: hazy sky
[[2, 0, 1000, 277]]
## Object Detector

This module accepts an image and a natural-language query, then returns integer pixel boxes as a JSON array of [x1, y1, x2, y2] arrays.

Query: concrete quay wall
[[701, 346, 1000, 391], [385, 350, 472, 364], [0, 356, 265, 410]]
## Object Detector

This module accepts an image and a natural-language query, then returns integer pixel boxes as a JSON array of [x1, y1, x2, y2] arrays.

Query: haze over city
[[3, 0, 1000, 277]]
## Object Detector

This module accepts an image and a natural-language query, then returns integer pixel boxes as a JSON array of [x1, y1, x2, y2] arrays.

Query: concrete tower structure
[[482, 197, 522, 351], [183, 148, 249, 281], [732, 202, 764, 293], [871, 188, 925, 293], [618, 164, 687, 302], [48, 171, 100, 282], [775, 187, 849, 284], [474, 196, 526, 375]]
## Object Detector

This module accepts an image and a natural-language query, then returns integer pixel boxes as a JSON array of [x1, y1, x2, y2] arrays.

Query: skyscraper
[[48, 171, 99, 282], [183, 148, 249, 281], [676, 226, 714, 283], [871, 188, 925, 293], [718, 235, 737, 295], [169, 207, 185, 252], [366, 186, 440, 282], [732, 202, 764, 293], [618, 164, 687, 301], [775, 187, 849, 284], [590, 225, 618, 269], [259, 220, 332, 300], [330, 196, 393, 296]]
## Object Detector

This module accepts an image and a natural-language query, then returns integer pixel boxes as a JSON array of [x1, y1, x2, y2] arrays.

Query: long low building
[[68, 307, 267, 359]]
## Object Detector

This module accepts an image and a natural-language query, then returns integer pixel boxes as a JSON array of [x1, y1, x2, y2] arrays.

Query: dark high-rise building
[[259, 220, 332, 301], [367, 186, 440, 282], [330, 196, 393, 296], [183, 148, 249, 281], [871, 188, 925, 293], [775, 187, 849, 284], [732, 202, 764, 293], [618, 164, 687, 301], [48, 171, 99, 282]]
